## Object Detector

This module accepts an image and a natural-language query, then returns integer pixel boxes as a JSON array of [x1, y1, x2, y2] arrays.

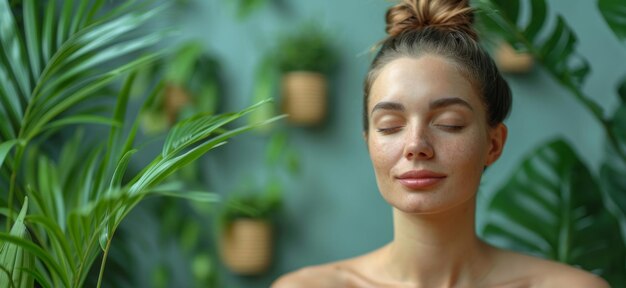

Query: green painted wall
[[141, 0, 624, 287]]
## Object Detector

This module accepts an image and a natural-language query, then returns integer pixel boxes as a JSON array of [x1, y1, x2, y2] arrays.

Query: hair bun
[[385, 0, 477, 40]]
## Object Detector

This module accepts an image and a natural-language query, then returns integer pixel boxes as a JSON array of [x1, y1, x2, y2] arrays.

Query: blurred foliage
[[249, 55, 280, 134], [231, 0, 270, 19], [138, 41, 223, 134], [218, 132, 299, 230], [0, 0, 277, 287], [276, 23, 337, 74], [476, 0, 626, 286]]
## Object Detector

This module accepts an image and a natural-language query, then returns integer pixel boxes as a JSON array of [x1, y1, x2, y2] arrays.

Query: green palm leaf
[[0, 140, 18, 168], [0, 0, 31, 105], [1, 1, 281, 287], [482, 139, 624, 284], [0, 198, 34, 288], [598, 0, 626, 43], [0, 0, 27, 140], [0, 0, 168, 146], [23, 0, 41, 81], [131, 99, 282, 196]]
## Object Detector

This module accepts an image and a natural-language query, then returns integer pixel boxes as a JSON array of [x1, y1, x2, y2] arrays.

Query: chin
[[382, 188, 474, 215], [383, 192, 443, 214]]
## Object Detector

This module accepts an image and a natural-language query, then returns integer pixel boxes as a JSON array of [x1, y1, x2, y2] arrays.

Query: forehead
[[369, 55, 481, 111]]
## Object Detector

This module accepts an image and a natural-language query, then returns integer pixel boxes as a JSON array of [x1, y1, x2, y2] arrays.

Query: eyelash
[[436, 125, 465, 132], [376, 125, 464, 134], [376, 127, 401, 134]]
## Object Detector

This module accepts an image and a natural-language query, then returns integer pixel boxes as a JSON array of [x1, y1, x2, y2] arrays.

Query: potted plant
[[139, 42, 222, 134], [218, 183, 282, 275], [276, 24, 337, 126], [218, 132, 298, 275]]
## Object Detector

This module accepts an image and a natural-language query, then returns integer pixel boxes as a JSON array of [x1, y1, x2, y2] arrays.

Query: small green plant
[[139, 41, 222, 134], [231, 0, 270, 20], [276, 23, 337, 74], [219, 132, 298, 228], [219, 184, 282, 228]]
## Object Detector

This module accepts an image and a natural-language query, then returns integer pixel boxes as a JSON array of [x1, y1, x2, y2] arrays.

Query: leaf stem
[[7, 144, 24, 230], [96, 232, 114, 288], [554, 76, 626, 163]]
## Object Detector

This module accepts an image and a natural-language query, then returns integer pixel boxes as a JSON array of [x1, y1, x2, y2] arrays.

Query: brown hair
[[363, 0, 511, 131]]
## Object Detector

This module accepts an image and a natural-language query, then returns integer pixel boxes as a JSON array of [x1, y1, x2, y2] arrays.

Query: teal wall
[[149, 0, 625, 287]]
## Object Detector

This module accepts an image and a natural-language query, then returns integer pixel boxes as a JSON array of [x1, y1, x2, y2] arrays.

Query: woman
[[273, 0, 609, 287]]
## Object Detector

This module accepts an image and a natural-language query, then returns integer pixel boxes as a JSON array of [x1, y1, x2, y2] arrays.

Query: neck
[[383, 196, 493, 287]]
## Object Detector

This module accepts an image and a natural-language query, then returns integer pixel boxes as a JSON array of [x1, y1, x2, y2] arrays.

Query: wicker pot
[[165, 83, 191, 124], [494, 42, 534, 73], [220, 219, 273, 275], [281, 71, 327, 125]]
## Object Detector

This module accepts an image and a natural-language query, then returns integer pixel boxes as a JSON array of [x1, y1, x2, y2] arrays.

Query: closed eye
[[435, 125, 465, 132], [376, 126, 402, 134]]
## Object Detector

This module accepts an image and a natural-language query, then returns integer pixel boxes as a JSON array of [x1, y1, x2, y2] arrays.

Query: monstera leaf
[[598, 0, 626, 44], [482, 139, 624, 285], [600, 81, 626, 253], [475, 0, 601, 117]]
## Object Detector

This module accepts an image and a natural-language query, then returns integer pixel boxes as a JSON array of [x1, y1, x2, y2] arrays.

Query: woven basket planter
[[220, 219, 273, 275], [281, 71, 327, 125], [494, 42, 534, 73], [164, 83, 191, 124]]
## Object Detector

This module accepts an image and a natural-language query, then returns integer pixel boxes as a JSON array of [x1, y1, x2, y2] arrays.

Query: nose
[[404, 127, 434, 160]]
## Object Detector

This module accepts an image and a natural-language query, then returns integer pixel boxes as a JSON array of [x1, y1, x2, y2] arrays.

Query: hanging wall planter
[[494, 41, 534, 73], [282, 71, 328, 125], [220, 219, 273, 275], [276, 24, 336, 126], [164, 83, 191, 124], [217, 180, 283, 275], [139, 42, 223, 134]]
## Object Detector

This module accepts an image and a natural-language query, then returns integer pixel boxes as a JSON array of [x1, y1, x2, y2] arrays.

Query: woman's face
[[366, 55, 506, 214]]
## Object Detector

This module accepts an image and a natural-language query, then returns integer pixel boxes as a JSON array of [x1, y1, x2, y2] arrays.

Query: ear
[[363, 131, 369, 151], [485, 123, 507, 166]]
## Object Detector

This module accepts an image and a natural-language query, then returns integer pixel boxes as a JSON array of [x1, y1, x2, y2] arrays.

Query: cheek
[[443, 131, 489, 170], [368, 136, 403, 173]]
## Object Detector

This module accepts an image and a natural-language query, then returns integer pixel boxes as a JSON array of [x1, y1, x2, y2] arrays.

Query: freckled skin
[[367, 55, 497, 214]]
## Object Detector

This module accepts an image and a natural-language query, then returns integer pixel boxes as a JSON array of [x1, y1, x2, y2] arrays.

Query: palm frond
[[0, 0, 169, 146], [22, 0, 41, 81], [41, 0, 56, 62], [162, 99, 273, 158], [0, 140, 18, 168], [0, 0, 31, 105], [0, 198, 33, 288]]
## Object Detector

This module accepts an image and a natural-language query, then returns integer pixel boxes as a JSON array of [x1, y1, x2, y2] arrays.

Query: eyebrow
[[370, 101, 405, 116], [430, 97, 474, 111], [370, 97, 474, 116]]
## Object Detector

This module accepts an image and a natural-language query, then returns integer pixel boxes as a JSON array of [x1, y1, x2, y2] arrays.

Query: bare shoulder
[[531, 259, 609, 288], [489, 247, 609, 288], [271, 253, 380, 288], [271, 264, 344, 288]]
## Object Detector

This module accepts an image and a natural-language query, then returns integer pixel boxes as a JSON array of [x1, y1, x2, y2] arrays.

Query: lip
[[396, 170, 447, 190]]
